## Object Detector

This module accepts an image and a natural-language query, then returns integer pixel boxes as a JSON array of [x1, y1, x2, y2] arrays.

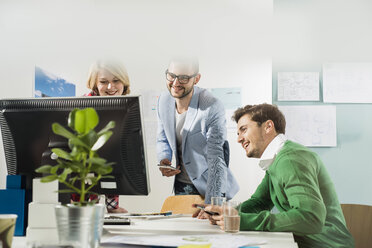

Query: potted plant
[[35, 107, 115, 248]]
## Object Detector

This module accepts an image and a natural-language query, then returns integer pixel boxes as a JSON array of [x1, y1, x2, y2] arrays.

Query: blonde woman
[[72, 59, 130, 213], [86, 59, 130, 96]]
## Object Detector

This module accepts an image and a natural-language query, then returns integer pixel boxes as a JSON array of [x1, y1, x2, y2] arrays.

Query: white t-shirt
[[175, 109, 192, 184]]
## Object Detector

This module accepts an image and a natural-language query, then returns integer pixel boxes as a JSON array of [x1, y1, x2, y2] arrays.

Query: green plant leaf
[[87, 157, 107, 166], [52, 123, 75, 139], [101, 175, 115, 179], [65, 162, 82, 172], [69, 175, 78, 185], [67, 109, 78, 130], [69, 137, 90, 149], [71, 108, 99, 134], [40, 174, 58, 182], [59, 168, 72, 182], [50, 165, 60, 174], [91, 131, 113, 151], [35, 165, 53, 174], [81, 130, 98, 148], [36, 107, 115, 199], [98, 121, 115, 136], [91, 164, 113, 175], [58, 189, 76, 193], [51, 148, 72, 161]]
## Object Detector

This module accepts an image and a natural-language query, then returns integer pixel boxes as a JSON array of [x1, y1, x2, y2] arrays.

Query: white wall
[[273, 0, 372, 205], [0, 0, 272, 212]]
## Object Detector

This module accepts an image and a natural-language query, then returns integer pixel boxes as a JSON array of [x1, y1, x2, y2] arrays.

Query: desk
[[12, 217, 298, 248], [103, 216, 297, 248]]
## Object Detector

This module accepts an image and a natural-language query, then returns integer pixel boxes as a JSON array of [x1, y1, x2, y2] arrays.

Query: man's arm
[[204, 100, 228, 203], [208, 174, 273, 230], [240, 173, 273, 214], [239, 157, 327, 235], [156, 96, 172, 163]]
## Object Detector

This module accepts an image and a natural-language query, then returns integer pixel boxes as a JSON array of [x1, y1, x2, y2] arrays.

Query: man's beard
[[168, 85, 193, 99]]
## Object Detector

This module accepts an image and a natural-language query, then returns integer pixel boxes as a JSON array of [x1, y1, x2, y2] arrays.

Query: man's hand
[[159, 159, 181, 177], [192, 203, 210, 219], [205, 205, 224, 229]]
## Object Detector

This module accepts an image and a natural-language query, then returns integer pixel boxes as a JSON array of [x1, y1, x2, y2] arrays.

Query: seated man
[[205, 103, 354, 248]]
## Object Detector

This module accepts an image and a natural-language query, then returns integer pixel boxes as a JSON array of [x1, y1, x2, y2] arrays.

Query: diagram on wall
[[34, 66, 76, 97], [323, 63, 372, 103], [279, 105, 337, 147], [139, 89, 162, 148], [277, 72, 319, 101]]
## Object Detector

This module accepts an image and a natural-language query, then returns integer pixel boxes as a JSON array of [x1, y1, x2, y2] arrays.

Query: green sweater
[[239, 141, 354, 248]]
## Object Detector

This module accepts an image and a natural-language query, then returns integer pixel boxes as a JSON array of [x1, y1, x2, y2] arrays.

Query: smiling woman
[[80, 59, 130, 213], [86, 59, 130, 97]]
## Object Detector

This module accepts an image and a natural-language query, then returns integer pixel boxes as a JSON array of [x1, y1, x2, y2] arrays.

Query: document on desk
[[101, 234, 266, 248], [105, 213, 185, 220]]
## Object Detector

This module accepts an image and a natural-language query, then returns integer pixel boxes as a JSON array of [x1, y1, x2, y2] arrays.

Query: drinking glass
[[222, 201, 241, 233], [211, 196, 226, 207]]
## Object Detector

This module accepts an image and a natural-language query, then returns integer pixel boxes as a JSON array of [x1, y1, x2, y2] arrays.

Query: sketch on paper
[[34, 66, 75, 97], [277, 72, 319, 101], [138, 89, 162, 148], [323, 63, 372, 103], [279, 105, 337, 147], [139, 89, 162, 121]]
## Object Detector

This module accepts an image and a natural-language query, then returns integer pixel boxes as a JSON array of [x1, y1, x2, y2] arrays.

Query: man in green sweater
[[206, 103, 354, 248]]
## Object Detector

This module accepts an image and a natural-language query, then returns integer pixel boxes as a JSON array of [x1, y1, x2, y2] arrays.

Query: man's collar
[[258, 134, 287, 171]]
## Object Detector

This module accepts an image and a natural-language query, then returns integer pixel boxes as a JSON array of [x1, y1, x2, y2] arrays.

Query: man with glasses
[[156, 57, 239, 205]]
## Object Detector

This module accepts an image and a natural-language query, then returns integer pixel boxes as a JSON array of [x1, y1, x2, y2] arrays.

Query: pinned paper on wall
[[277, 72, 319, 101], [139, 89, 162, 121], [209, 87, 242, 133], [138, 89, 162, 148], [34, 66, 76, 97], [279, 105, 337, 147], [323, 63, 372, 103], [210, 87, 242, 110]]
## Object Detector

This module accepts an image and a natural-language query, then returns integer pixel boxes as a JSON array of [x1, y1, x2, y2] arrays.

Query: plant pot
[[55, 203, 105, 248]]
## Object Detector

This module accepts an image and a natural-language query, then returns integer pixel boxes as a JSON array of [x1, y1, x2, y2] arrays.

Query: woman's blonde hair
[[86, 59, 130, 95]]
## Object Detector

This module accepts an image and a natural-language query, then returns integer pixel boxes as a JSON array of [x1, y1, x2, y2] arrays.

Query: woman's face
[[96, 69, 124, 96]]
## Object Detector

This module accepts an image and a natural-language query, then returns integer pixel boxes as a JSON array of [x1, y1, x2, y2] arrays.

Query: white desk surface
[[13, 216, 298, 248]]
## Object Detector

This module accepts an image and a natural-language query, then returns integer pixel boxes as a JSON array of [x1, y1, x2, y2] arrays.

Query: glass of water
[[222, 201, 241, 233]]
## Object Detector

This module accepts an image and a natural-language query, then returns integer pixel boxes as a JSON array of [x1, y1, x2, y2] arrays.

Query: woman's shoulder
[[83, 91, 98, 96]]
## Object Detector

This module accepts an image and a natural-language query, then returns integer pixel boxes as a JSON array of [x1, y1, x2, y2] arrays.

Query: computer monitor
[[0, 96, 150, 200]]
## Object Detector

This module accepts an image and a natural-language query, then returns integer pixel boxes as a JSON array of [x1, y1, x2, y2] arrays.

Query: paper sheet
[[102, 234, 266, 248], [277, 72, 319, 101], [279, 105, 337, 147], [210, 87, 242, 110], [139, 89, 162, 121], [323, 63, 372, 103]]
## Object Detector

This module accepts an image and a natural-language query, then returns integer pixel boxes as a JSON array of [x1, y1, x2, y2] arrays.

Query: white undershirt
[[258, 134, 287, 171], [175, 109, 192, 184]]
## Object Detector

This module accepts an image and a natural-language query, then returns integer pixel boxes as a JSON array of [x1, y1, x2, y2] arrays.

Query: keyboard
[[103, 215, 131, 225]]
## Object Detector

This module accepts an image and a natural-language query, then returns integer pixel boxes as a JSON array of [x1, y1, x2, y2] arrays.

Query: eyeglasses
[[165, 70, 198, 84]]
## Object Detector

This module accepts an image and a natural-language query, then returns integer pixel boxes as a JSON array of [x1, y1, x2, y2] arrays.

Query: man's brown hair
[[232, 103, 286, 134]]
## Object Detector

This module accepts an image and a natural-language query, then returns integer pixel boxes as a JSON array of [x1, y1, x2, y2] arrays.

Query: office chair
[[341, 203, 372, 248], [160, 141, 228, 215], [161, 195, 204, 215]]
